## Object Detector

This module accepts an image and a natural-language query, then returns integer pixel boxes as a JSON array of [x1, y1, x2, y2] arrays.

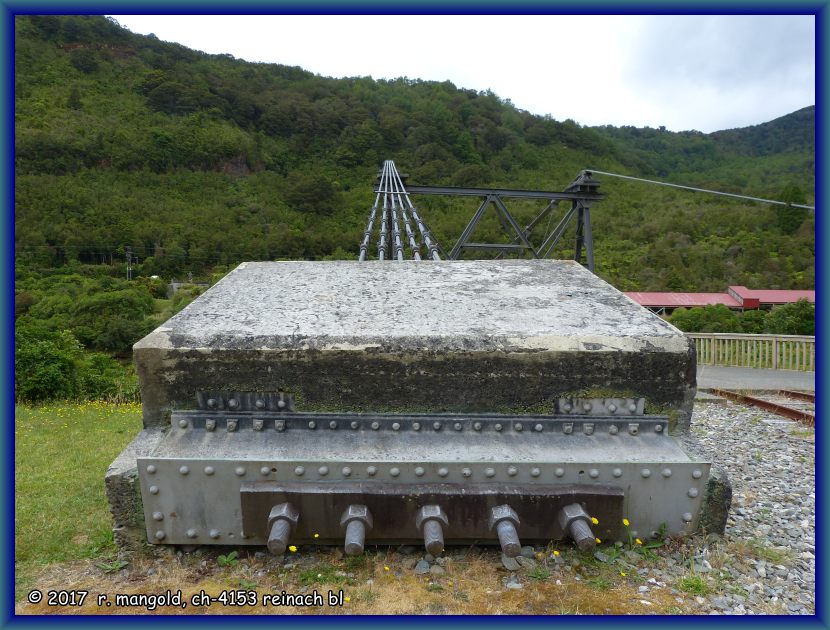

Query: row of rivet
[[145, 463, 702, 484], [558, 401, 640, 414], [177, 417, 663, 435]]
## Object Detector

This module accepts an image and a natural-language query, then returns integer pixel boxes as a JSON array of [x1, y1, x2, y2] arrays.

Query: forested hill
[[15, 15, 815, 293]]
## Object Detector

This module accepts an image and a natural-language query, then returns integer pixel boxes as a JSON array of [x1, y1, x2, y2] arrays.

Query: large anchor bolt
[[557, 503, 596, 551], [416, 505, 449, 556], [489, 505, 522, 558], [340, 505, 373, 556], [267, 502, 300, 555]]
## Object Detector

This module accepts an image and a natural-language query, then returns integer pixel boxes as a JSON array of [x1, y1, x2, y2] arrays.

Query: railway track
[[710, 388, 815, 426]]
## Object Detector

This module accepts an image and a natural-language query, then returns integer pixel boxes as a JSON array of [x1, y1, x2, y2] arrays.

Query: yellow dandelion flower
[[591, 517, 599, 525], [636, 538, 643, 545], [620, 571, 627, 576], [595, 538, 602, 544], [288, 545, 298, 552], [313, 533, 319, 538], [623, 518, 630, 527], [553, 550, 560, 556], [384, 566, 390, 571], [345, 596, 351, 603]]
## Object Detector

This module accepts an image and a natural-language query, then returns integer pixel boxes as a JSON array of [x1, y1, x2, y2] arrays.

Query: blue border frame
[[2, 2, 825, 628]]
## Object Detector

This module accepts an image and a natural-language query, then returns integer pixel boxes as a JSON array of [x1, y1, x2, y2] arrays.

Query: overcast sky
[[110, 14, 815, 133]]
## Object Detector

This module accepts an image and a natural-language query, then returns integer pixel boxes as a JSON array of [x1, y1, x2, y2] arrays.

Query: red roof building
[[625, 285, 815, 315]]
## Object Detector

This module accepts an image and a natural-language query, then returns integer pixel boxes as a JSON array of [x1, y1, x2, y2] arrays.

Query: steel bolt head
[[268, 503, 300, 529], [371, 421, 380, 431], [628, 402, 637, 413], [392, 422, 401, 431], [531, 467, 541, 478], [367, 466, 377, 476], [609, 425, 619, 435], [688, 488, 699, 498], [641, 468, 651, 478], [628, 423, 640, 435], [555, 467, 565, 477], [462, 467, 472, 478], [350, 421, 359, 430], [154, 530, 166, 540], [228, 398, 239, 409], [207, 398, 217, 409], [318, 466, 329, 476], [662, 468, 672, 478], [412, 422, 421, 431], [589, 469, 599, 479], [255, 399, 265, 409], [534, 423, 543, 432], [507, 466, 518, 477], [557, 502, 592, 532], [433, 421, 442, 431], [260, 466, 271, 476], [342, 466, 352, 477], [277, 399, 286, 409], [294, 466, 305, 476], [329, 421, 338, 430], [340, 504, 373, 529], [179, 465, 190, 475], [186, 529, 198, 539], [416, 505, 448, 530], [613, 468, 623, 478], [178, 419, 188, 428], [692, 469, 703, 479], [390, 467, 400, 477], [205, 419, 216, 431], [608, 404, 617, 413], [489, 505, 520, 530], [438, 467, 449, 477], [583, 402, 592, 412], [494, 423, 503, 432], [146, 465, 157, 474], [454, 422, 462, 431], [152, 511, 164, 521], [655, 424, 663, 432], [682, 512, 693, 523], [209, 529, 221, 539], [235, 466, 246, 476], [204, 466, 215, 475], [563, 402, 572, 412], [473, 422, 482, 431], [149, 485, 159, 495], [415, 466, 425, 477], [308, 421, 317, 430], [275, 420, 285, 432], [227, 419, 238, 432]]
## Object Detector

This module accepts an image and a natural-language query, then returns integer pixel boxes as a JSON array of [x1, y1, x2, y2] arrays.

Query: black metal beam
[[395, 185, 603, 201]]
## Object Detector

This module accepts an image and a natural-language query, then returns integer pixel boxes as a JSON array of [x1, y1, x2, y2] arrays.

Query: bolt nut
[[415, 505, 448, 530], [489, 504, 520, 530], [340, 504, 373, 530], [557, 502, 591, 532], [268, 502, 300, 531]]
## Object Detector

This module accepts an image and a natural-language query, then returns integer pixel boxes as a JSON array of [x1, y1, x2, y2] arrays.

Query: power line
[[589, 169, 815, 212]]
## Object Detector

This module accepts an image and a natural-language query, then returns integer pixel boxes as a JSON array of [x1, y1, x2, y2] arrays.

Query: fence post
[[772, 337, 779, 369]]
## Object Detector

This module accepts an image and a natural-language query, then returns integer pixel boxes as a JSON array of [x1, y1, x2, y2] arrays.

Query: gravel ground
[[679, 400, 816, 615]]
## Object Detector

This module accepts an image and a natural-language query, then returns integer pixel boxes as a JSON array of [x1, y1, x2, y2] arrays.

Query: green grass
[[15, 402, 142, 595], [677, 574, 712, 596]]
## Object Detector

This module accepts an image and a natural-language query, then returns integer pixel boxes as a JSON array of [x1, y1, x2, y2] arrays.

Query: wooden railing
[[687, 333, 815, 372]]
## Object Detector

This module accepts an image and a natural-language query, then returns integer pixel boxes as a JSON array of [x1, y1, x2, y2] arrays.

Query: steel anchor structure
[[110, 167, 727, 556]]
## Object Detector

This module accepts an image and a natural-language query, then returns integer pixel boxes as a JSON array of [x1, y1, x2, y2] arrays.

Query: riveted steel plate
[[138, 456, 710, 546]]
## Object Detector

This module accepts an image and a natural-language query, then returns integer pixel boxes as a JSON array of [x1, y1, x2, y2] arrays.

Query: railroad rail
[[710, 388, 815, 427]]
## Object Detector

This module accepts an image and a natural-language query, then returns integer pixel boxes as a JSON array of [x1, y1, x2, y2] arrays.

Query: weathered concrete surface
[[105, 428, 167, 549], [134, 260, 696, 434]]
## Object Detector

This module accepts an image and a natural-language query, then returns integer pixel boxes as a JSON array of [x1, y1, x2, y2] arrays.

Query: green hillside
[[13, 15, 815, 401]]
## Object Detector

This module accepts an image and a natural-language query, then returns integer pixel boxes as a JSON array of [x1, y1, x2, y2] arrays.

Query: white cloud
[[110, 14, 815, 133]]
